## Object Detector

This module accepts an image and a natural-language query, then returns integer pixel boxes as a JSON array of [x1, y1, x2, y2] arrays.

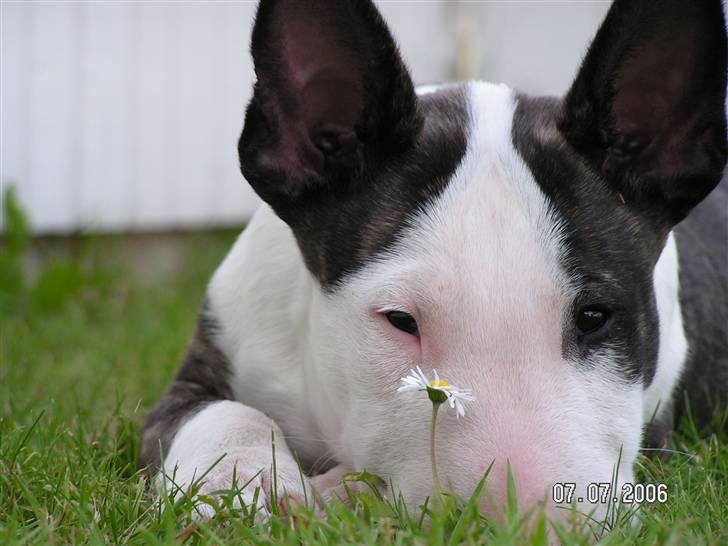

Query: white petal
[[401, 372, 418, 385], [415, 366, 429, 387], [450, 387, 474, 402]]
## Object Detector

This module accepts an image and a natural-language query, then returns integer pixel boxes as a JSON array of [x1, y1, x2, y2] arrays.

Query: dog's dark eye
[[576, 307, 610, 334], [386, 311, 418, 335]]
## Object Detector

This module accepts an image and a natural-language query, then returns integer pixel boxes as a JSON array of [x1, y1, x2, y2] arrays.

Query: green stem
[[430, 402, 443, 501]]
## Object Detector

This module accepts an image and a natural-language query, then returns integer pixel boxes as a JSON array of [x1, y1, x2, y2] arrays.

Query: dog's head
[[238, 0, 727, 519]]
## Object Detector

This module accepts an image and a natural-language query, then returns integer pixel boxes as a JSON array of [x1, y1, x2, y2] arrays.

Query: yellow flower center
[[430, 379, 449, 388]]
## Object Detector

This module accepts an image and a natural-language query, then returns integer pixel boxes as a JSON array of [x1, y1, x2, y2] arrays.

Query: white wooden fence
[[1, 1, 609, 234]]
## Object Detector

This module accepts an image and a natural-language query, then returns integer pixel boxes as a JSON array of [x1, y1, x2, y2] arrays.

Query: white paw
[[157, 401, 314, 521], [160, 445, 311, 521]]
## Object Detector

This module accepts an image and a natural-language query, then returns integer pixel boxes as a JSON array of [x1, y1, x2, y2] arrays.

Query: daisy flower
[[398, 366, 474, 418], [398, 367, 475, 501]]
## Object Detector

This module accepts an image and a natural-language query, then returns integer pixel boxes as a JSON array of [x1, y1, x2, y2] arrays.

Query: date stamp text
[[552, 482, 668, 505]]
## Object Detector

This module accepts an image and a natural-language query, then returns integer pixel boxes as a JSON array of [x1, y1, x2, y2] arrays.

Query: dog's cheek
[[303, 286, 407, 458]]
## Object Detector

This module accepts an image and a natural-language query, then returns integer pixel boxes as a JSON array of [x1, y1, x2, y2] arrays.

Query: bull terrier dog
[[140, 0, 728, 523]]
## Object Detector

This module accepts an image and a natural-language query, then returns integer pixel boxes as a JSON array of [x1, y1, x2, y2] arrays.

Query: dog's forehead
[[321, 83, 558, 288], [328, 81, 654, 298], [358, 82, 571, 309], [417, 83, 568, 279]]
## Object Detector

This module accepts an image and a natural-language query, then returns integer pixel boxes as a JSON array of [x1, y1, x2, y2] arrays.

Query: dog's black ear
[[561, 0, 727, 228], [238, 0, 419, 224]]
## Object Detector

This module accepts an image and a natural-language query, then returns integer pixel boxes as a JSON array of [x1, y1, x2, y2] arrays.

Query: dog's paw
[[309, 464, 387, 505], [160, 445, 311, 521]]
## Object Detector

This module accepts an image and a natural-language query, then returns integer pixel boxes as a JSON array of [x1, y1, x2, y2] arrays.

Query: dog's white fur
[[645, 233, 688, 425], [161, 82, 687, 519]]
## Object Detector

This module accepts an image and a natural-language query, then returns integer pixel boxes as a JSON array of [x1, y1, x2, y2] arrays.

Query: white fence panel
[[468, 2, 610, 96]]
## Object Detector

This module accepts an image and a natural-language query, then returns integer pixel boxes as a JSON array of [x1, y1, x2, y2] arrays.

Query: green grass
[[1, 224, 727, 544]]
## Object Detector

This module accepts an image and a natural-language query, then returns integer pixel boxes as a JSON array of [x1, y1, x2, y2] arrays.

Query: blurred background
[[2, 0, 610, 235]]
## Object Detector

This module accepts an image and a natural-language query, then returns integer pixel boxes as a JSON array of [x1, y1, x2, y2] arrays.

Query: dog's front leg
[[139, 318, 310, 520], [160, 400, 310, 520]]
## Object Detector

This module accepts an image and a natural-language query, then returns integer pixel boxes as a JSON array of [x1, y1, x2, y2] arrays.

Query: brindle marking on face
[[511, 95, 660, 384]]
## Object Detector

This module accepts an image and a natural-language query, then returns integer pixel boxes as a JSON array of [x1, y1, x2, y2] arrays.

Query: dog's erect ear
[[561, 0, 727, 228], [238, 0, 419, 225]]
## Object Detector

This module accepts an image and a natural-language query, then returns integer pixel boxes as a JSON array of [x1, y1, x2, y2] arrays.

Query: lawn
[[1, 196, 726, 545]]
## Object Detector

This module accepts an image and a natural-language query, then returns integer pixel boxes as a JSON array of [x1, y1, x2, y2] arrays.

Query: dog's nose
[[457, 415, 564, 523]]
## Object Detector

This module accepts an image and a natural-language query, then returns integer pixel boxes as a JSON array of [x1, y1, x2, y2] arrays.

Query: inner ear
[[611, 32, 694, 141], [277, 12, 364, 150]]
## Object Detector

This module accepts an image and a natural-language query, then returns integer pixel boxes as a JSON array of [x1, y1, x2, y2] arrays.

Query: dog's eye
[[575, 307, 610, 334], [386, 310, 418, 335]]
